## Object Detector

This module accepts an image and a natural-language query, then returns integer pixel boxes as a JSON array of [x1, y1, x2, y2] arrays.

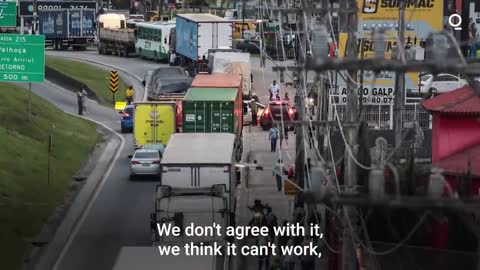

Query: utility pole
[[241, 0, 245, 38], [159, 0, 164, 17], [342, 0, 359, 269], [295, 0, 307, 193], [393, 0, 406, 157]]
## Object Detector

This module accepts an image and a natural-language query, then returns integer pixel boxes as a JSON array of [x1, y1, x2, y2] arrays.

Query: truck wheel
[[154, 51, 158, 62], [123, 47, 129, 57]]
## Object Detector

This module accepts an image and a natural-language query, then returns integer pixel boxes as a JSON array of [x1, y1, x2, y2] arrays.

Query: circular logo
[[28, 5, 34, 12], [150, 111, 160, 119], [448, 14, 462, 30]]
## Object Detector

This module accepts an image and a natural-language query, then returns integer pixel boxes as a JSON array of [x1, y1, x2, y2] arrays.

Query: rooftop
[[191, 74, 242, 88], [184, 87, 238, 101], [161, 133, 235, 165], [177, 13, 229, 22], [421, 85, 480, 115]]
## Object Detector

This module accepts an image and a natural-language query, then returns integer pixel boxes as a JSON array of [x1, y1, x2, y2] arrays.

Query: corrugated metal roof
[[421, 86, 480, 115], [191, 74, 242, 88], [161, 133, 235, 164], [184, 87, 238, 101], [435, 144, 480, 177], [177, 13, 228, 22]]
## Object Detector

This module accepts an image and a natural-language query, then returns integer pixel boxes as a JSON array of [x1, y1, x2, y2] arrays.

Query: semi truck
[[174, 13, 233, 68], [182, 87, 243, 161], [38, 8, 95, 50], [97, 13, 136, 56], [133, 101, 177, 149], [159, 133, 238, 212], [207, 50, 252, 98]]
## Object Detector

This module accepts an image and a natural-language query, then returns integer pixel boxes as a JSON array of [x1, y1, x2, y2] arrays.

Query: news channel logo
[[448, 14, 462, 31]]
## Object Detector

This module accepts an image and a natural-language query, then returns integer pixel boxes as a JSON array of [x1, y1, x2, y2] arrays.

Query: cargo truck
[[175, 14, 233, 69], [133, 101, 177, 149], [182, 87, 243, 161], [38, 8, 95, 50], [97, 13, 136, 56], [159, 133, 238, 214]]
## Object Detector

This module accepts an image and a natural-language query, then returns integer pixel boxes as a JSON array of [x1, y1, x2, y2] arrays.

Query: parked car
[[129, 148, 161, 180], [120, 104, 134, 133], [235, 39, 261, 54], [419, 73, 468, 95], [242, 100, 265, 126], [259, 101, 296, 130]]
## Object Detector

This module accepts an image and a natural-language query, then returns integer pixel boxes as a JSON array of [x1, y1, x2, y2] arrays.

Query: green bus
[[135, 21, 175, 62]]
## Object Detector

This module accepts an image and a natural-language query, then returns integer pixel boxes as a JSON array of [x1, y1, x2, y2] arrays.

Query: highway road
[[35, 49, 287, 270]]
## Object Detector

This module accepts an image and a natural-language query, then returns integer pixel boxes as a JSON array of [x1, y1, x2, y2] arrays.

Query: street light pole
[[393, 0, 406, 155]]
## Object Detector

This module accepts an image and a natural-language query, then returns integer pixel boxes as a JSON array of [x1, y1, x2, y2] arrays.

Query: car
[[120, 104, 134, 133], [129, 148, 161, 180], [242, 100, 265, 126], [259, 101, 296, 130], [419, 73, 468, 95], [235, 39, 261, 54]]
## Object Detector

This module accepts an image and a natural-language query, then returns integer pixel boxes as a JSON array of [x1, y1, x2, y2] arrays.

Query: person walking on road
[[77, 90, 84, 115], [125, 85, 134, 105], [273, 159, 286, 192], [269, 125, 279, 152], [251, 98, 258, 126], [269, 80, 280, 101]]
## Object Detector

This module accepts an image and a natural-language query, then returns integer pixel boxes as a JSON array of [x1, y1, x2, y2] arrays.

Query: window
[[135, 152, 159, 159]]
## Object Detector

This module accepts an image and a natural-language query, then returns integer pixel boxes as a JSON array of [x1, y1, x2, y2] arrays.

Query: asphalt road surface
[[36, 49, 290, 270]]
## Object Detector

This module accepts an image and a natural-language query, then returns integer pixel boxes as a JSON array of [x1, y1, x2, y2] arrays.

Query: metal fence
[[330, 103, 432, 130]]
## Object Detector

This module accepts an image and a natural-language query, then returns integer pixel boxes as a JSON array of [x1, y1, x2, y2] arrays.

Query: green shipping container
[[182, 87, 241, 138]]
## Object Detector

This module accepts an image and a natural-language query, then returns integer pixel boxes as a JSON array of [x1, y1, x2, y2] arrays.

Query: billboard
[[334, 0, 443, 105]]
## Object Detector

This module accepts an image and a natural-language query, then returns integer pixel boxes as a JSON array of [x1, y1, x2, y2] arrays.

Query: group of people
[[247, 200, 320, 270], [77, 85, 134, 115]]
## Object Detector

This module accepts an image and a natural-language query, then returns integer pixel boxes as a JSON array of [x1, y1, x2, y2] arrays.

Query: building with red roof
[[421, 85, 480, 195]]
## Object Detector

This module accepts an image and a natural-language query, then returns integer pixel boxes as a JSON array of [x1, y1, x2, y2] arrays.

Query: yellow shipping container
[[133, 102, 176, 148]]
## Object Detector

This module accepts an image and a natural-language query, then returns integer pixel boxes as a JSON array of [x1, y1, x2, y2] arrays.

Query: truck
[[159, 133, 238, 212], [112, 246, 226, 270], [207, 50, 252, 98], [97, 13, 136, 57], [133, 101, 177, 149], [175, 14, 233, 67], [182, 87, 243, 161], [38, 8, 95, 50]]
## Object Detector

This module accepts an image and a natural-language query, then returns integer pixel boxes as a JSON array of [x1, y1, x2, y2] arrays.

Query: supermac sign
[[362, 0, 436, 13]]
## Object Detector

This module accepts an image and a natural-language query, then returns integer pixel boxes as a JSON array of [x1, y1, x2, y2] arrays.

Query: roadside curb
[[24, 128, 121, 270]]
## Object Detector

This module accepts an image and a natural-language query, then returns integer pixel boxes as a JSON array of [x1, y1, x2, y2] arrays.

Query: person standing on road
[[125, 85, 134, 105], [269, 80, 280, 101], [268, 125, 279, 152], [81, 87, 88, 114], [273, 159, 285, 192], [251, 98, 258, 126], [77, 90, 84, 115]]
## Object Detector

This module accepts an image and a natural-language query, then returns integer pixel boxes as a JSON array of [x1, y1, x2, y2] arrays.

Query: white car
[[129, 149, 161, 180], [419, 74, 468, 95]]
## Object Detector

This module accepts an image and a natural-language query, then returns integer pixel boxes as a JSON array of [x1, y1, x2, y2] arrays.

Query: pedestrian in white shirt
[[269, 80, 280, 101]]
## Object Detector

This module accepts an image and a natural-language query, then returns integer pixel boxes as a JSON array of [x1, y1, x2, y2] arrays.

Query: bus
[[135, 21, 175, 62]]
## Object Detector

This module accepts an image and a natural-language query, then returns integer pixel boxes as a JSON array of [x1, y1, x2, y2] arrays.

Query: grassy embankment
[[0, 83, 101, 269], [46, 56, 128, 105]]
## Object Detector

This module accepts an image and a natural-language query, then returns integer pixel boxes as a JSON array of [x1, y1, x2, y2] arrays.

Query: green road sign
[[0, 34, 45, 83], [0, 1, 17, 27]]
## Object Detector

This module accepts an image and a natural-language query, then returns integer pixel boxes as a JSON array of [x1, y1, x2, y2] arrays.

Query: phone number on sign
[[339, 96, 394, 104]]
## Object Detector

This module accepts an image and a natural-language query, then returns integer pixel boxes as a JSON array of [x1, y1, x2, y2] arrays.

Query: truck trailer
[[159, 133, 238, 213], [133, 101, 177, 149], [174, 14, 233, 67], [97, 13, 136, 57], [38, 8, 95, 50], [182, 87, 243, 162]]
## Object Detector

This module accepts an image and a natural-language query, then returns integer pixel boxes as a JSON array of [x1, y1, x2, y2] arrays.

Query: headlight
[[308, 98, 314, 104]]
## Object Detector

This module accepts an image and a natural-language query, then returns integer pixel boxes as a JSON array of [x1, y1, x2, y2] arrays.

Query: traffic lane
[[56, 156, 158, 270], [45, 50, 165, 78], [17, 82, 119, 128]]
